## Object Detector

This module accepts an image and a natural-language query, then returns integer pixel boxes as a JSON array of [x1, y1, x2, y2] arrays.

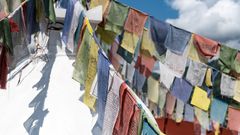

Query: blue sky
[[117, 0, 178, 21]]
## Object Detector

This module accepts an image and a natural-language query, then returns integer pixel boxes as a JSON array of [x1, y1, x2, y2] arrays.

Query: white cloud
[[225, 39, 240, 49], [166, 0, 240, 49]]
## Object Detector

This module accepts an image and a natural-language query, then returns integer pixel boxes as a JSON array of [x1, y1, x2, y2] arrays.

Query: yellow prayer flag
[[141, 29, 155, 57], [213, 122, 220, 135], [205, 68, 213, 87], [191, 87, 211, 111], [233, 80, 240, 102], [147, 76, 159, 104], [187, 35, 207, 63], [96, 26, 116, 45], [86, 18, 93, 35], [83, 37, 99, 111], [90, 0, 110, 13], [121, 31, 139, 54]]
